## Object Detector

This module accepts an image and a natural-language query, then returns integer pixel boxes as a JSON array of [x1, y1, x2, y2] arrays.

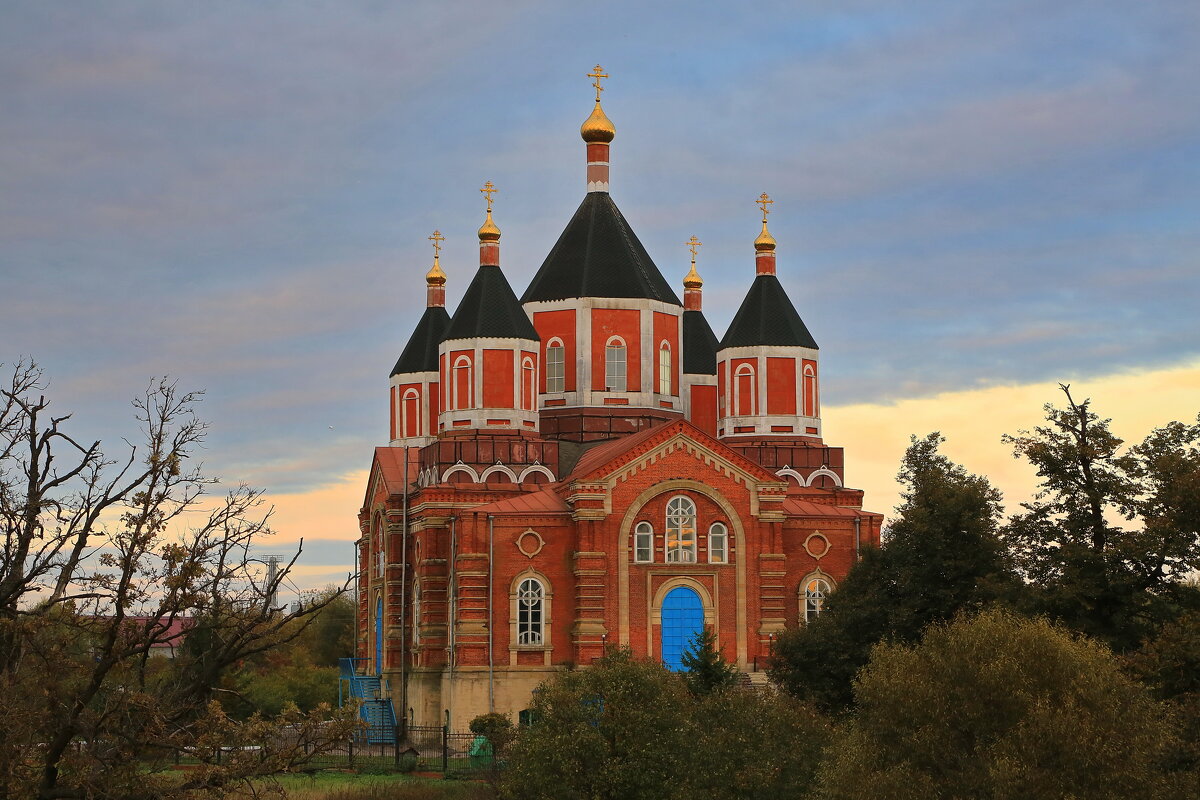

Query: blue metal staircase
[[339, 658, 398, 744]]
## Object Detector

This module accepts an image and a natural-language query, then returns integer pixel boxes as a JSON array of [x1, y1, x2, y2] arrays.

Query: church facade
[[355, 69, 882, 729]]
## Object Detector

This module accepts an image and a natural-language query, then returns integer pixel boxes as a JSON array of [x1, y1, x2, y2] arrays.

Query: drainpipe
[[853, 516, 861, 561], [399, 444, 409, 730], [447, 514, 457, 730], [487, 514, 495, 714]]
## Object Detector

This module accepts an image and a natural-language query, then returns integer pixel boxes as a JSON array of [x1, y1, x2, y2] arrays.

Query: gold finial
[[587, 64, 609, 103], [754, 192, 777, 252], [477, 182, 501, 241], [426, 230, 446, 285], [683, 235, 703, 288], [581, 65, 616, 143]]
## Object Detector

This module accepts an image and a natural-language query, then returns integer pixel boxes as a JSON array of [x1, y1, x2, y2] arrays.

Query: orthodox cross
[[480, 181, 497, 212], [428, 230, 444, 259], [685, 235, 702, 265], [757, 192, 774, 222], [587, 64, 609, 102]]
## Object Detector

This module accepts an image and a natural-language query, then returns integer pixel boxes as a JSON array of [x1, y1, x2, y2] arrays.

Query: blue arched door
[[374, 595, 383, 675], [660, 586, 703, 671]]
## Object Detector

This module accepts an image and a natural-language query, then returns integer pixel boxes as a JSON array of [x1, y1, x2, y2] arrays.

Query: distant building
[[356, 69, 882, 729]]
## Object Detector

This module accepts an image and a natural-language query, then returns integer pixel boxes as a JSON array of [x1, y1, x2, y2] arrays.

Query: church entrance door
[[660, 586, 703, 671]]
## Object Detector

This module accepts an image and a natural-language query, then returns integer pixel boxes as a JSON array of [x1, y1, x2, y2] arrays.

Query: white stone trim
[[775, 467, 804, 487], [480, 463, 520, 483], [517, 464, 556, 483], [441, 463, 480, 483], [805, 467, 842, 488]]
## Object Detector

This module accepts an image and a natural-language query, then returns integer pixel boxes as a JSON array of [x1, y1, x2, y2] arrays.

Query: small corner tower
[[438, 183, 541, 434], [680, 236, 720, 436], [716, 194, 821, 440], [389, 231, 452, 446]]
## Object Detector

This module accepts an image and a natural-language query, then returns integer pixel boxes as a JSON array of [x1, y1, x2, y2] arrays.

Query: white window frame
[[708, 522, 728, 564], [665, 496, 697, 563], [803, 576, 831, 622], [634, 521, 653, 563], [658, 342, 672, 395], [521, 356, 536, 410], [546, 339, 565, 393], [734, 363, 755, 416], [517, 577, 545, 646], [453, 355, 472, 410], [605, 337, 627, 392]]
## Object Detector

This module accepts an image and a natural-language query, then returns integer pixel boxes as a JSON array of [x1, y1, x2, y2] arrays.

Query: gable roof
[[465, 487, 571, 515], [682, 309, 719, 375], [444, 265, 539, 341], [719, 274, 818, 350], [521, 192, 681, 304], [391, 305, 451, 376]]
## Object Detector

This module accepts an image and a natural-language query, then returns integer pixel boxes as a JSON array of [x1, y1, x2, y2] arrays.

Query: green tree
[[685, 689, 829, 800], [680, 627, 738, 696], [1003, 386, 1200, 649], [816, 609, 1191, 800], [771, 433, 1015, 710], [1128, 607, 1200, 772], [500, 648, 692, 800]]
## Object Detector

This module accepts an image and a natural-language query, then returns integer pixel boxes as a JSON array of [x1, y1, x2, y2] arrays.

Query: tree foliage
[[501, 647, 829, 800], [771, 432, 1014, 710], [816, 609, 1192, 800], [680, 627, 738, 696], [0, 360, 354, 799], [1003, 385, 1200, 649]]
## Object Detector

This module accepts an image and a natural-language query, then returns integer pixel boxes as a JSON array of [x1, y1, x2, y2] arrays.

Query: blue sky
[[3, 2, 1198, 584]]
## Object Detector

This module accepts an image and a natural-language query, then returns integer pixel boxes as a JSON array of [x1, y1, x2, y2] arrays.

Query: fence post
[[442, 724, 449, 774], [348, 736, 355, 769]]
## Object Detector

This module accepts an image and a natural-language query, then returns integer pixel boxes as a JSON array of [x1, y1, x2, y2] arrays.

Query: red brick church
[[355, 68, 882, 729]]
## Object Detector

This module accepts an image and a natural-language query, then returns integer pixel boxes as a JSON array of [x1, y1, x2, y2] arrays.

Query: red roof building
[[357, 69, 882, 729]]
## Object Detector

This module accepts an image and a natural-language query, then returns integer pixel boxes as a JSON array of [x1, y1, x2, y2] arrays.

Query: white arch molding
[[480, 463, 519, 483], [805, 468, 842, 488], [518, 464, 556, 483], [440, 462, 480, 484]]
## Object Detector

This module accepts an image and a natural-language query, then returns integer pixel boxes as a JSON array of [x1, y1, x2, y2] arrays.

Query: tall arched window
[[411, 578, 422, 651], [734, 364, 755, 416], [453, 356, 473, 410], [803, 576, 830, 622], [517, 578, 545, 645], [521, 357, 536, 411], [546, 339, 565, 393], [708, 522, 728, 564], [605, 337, 627, 392], [402, 388, 420, 438], [665, 496, 697, 563], [803, 364, 817, 417], [634, 521, 653, 563], [658, 342, 672, 395]]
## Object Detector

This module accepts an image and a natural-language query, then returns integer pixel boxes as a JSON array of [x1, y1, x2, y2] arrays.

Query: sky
[[3, 1, 1198, 602]]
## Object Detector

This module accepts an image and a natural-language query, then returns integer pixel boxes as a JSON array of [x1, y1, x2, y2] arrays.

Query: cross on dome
[[480, 181, 498, 213], [587, 64, 609, 102], [685, 235, 702, 264], [428, 230, 445, 259], [757, 192, 774, 222]]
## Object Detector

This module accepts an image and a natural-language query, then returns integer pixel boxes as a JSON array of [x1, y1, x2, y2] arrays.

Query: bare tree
[[0, 360, 355, 799]]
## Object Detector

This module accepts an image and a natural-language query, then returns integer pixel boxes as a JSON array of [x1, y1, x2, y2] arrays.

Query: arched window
[[402, 388, 420, 438], [803, 576, 831, 622], [708, 522, 728, 564], [546, 339, 565, 393], [453, 356, 473, 410], [634, 521, 653, 563], [734, 364, 755, 416], [658, 342, 672, 395], [803, 364, 817, 417], [605, 337, 627, 392], [411, 578, 421, 650], [521, 357, 536, 411], [665, 496, 697, 563], [517, 578, 545, 645]]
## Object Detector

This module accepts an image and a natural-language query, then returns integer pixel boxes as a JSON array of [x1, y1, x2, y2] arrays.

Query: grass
[[239, 773, 497, 800]]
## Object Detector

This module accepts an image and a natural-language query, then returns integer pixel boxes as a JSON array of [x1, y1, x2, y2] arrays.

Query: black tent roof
[[682, 310, 719, 375], [444, 264, 539, 342], [521, 193, 681, 305], [719, 274, 819, 350], [391, 305, 451, 376]]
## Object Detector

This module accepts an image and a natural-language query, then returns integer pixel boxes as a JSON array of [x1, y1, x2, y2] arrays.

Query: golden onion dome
[[426, 256, 446, 286], [580, 101, 616, 143], [477, 209, 501, 242], [683, 261, 703, 289], [754, 220, 777, 252]]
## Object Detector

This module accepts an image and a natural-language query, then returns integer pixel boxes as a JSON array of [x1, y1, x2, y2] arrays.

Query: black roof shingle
[[391, 305, 451, 376], [719, 274, 819, 350], [682, 309, 719, 375], [521, 193, 681, 304], [444, 265, 539, 342]]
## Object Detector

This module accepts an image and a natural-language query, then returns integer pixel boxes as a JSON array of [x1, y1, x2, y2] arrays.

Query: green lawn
[[250, 772, 496, 799]]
